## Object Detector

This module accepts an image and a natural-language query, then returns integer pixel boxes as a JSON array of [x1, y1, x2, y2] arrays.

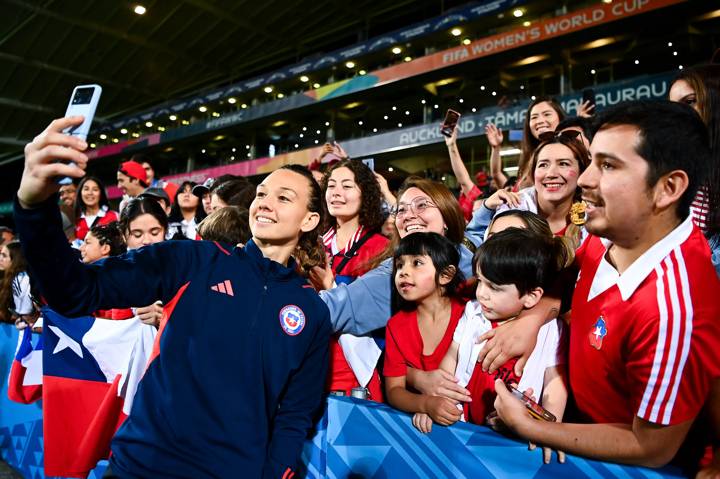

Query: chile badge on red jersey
[[588, 316, 607, 350]]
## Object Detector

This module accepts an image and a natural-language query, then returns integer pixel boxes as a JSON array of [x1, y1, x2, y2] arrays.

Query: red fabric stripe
[[645, 261, 671, 419], [224, 280, 234, 297], [282, 467, 292, 479], [218, 282, 227, 294], [659, 251, 689, 423], [149, 282, 190, 367], [213, 241, 231, 256], [653, 259, 674, 421]]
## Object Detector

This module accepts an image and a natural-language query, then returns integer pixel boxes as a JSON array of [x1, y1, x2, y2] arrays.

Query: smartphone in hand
[[58, 84, 102, 184], [440, 109, 461, 137], [508, 384, 557, 422], [582, 88, 596, 111]]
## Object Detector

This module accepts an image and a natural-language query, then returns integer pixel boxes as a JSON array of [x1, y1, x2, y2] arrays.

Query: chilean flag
[[41, 308, 156, 478], [7, 327, 43, 404], [588, 316, 608, 350]]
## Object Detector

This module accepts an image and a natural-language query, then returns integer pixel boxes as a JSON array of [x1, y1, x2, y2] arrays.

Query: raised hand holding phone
[[18, 116, 89, 208], [440, 109, 461, 137]]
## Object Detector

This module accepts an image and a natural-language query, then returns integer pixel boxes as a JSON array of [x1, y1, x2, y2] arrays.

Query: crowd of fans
[[2, 62, 720, 478]]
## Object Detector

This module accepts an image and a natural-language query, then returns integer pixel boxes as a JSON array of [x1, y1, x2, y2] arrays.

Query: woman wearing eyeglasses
[[320, 176, 470, 335], [472, 134, 591, 249], [311, 159, 389, 400]]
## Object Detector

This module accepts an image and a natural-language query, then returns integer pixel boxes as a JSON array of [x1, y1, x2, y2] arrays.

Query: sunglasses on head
[[538, 129, 581, 142]]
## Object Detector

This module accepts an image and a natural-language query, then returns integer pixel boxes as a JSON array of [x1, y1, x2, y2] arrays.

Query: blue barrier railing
[[0, 324, 687, 478]]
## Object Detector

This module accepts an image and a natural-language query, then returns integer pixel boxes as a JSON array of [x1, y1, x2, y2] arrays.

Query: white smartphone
[[58, 84, 102, 184], [361, 158, 375, 171]]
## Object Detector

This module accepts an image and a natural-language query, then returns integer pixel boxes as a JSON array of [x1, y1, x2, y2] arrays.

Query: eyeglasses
[[538, 129, 581, 142], [392, 198, 438, 218]]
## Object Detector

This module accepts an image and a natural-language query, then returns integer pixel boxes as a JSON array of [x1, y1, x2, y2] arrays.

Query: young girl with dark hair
[[116, 196, 172, 326], [384, 232, 466, 420], [167, 181, 206, 240], [119, 197, 169, 250], [16, 114, 331, 479], [74, 176, 118, 241]]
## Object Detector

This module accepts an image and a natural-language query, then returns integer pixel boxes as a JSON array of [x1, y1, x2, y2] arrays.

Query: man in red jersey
[[493, 100, 720, 473]]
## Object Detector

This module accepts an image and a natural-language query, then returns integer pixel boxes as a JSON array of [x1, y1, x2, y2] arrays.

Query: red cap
[[475, 171, 489, 187], [118, 161, 148, 186]]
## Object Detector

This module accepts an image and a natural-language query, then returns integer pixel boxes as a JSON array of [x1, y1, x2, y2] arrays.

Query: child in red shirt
[[384, 232, 466, 423]]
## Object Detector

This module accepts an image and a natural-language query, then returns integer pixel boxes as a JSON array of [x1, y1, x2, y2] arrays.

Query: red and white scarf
[[322, 225, 366, 255]]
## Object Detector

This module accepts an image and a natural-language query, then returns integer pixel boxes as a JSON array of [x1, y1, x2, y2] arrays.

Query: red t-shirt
[[570, 218, 720, 427], [458, 185, 483, 222], [384, 299, 465, 377], [464, 323, 521, 424]]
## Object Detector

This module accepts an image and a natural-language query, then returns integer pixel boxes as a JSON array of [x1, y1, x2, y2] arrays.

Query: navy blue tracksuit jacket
[[14, 197, 331, 478]]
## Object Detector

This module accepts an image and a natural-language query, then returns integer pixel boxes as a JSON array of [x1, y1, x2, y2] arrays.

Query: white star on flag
[[49, 325, 84, 358], [593, 326, 603, 340]]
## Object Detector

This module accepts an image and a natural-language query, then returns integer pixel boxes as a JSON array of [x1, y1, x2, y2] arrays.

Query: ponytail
[[294, 234, 326, 273]]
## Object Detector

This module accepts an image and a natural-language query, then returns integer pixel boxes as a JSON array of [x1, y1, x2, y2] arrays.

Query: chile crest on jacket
[[279, 305, 306, 336]]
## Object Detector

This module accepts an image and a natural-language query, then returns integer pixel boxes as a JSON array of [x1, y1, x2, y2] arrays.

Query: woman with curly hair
[[312, 159, 389, 400]]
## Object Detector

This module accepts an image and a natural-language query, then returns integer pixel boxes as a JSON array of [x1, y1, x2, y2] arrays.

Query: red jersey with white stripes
[[569, 217, 720, 426], [690, 186, 709, 233]]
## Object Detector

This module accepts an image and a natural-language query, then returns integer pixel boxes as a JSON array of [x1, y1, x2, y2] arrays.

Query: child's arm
[[439, 341, 460, 375], [386, 375, 462, 426], [535, 365, 568, 464], [541, 365, 567, 422], [406, 367, 471, 403]]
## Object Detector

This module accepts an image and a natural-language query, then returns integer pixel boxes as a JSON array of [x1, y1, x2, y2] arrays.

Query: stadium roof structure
[[0, 0, 470, 158]]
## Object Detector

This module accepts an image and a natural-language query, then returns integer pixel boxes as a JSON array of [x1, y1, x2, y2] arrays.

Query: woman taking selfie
[[14, 116, 331, 479]]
